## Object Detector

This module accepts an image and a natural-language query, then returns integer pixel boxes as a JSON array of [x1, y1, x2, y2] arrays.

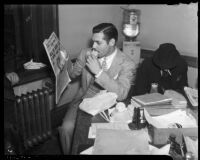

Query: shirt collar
[[99, 47, 117, 68]]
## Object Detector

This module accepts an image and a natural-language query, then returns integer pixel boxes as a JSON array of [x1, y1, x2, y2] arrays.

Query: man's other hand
[[6, 72, 19, 85], [86, 54, 101, 75]]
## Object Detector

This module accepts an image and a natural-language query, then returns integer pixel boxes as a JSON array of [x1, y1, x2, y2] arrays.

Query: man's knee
[[60, 120, 75, 135]]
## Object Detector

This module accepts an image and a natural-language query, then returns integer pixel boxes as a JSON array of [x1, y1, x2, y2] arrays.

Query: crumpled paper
[[24, 59, 46, 70], [79, 91, 118, 116]]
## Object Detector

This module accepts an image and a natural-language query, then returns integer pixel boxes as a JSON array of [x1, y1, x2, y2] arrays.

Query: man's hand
[[6, 72, 19, 85], [57, 50, 69, 71], [86, 54, 101, 75]]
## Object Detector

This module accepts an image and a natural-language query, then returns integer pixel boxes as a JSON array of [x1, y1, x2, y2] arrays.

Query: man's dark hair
[[92, 23, 118, 44]]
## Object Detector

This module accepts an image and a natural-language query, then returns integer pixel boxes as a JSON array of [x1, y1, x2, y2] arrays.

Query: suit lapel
[[107, 48, 123, 78]]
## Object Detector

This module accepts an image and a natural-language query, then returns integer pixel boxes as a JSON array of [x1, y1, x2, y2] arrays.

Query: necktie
[[101, 57, 107, 71]]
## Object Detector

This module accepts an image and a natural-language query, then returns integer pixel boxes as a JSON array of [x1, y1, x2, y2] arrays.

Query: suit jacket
[[68, 48, 136, 101]]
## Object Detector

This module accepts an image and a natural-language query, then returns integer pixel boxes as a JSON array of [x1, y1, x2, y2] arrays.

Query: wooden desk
[[71, 109, 108, 155], [71, 104, 198, 155]]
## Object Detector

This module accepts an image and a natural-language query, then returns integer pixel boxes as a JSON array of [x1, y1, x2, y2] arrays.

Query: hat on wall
[[152, 43, 181, 69]]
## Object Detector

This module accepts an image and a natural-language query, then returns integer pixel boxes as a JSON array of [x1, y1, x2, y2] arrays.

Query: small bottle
[[137, 107, 140, 128], [128, 107, 138, 130], [150, 83, 158, 93], [139, 108, 146, 128]]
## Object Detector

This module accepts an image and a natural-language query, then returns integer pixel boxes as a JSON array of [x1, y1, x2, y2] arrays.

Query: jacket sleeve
[[175, 60, 189, 91], [67, 49, 88, 79], [95, 58, 136, 101], [133, 59, 151, 95]]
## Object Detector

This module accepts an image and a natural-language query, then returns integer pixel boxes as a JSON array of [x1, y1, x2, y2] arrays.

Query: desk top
[[71, 105, 198, 155]]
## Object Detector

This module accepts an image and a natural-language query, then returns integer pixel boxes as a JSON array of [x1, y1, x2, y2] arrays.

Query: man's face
[[92, 32, 114, 58]]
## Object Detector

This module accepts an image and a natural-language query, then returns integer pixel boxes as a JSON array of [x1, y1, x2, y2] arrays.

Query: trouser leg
[[58, 100, 81, 155]]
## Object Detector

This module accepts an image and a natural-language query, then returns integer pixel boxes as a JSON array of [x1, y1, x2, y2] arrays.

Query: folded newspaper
[[43, 32, 71, 104], [79, 91, 118, 116]]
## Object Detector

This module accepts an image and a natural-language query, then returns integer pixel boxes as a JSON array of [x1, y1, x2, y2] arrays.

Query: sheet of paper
[[144, 108, 198, 128], [80, 140, 170, 155], [80, 146, 93, 155], [92, 129, 150, 155], [88, 122, 130, 138], [149, 144, 170, 155]]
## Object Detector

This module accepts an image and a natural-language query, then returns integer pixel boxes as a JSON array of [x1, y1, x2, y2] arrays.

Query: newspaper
[[43, 32, 71, 104]]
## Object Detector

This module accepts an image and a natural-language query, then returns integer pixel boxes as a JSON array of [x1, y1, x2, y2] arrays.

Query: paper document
[[148, 144, 170, 155], [80, 146, 93, 155], [88, 122, 130, 138], [144, 109, 198, 128], [92, 129, 150, 155], [80, 144, 170, 155]]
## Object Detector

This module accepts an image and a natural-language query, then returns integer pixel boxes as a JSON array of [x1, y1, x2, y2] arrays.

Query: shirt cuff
[[95, 69, 103, 78]]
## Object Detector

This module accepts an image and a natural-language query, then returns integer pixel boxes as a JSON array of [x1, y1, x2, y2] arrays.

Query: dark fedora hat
[[152, 43, 181, 69]]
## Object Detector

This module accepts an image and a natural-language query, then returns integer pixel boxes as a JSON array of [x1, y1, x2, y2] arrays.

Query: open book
[[132, 93, 172, 106]]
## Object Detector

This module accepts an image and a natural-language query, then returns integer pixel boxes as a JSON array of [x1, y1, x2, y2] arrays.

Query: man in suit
[[133, 43, 188, 96], [58, 23, 136, 154]]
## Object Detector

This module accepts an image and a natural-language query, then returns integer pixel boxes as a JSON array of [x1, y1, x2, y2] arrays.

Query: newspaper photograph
[[43, 32, 71, 104]]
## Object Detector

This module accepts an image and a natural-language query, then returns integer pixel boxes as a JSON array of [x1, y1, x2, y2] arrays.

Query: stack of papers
[[132, 93, 172, 106]]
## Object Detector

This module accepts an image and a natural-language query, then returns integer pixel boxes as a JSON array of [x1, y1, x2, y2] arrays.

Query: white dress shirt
[[95, 48, 117, 78]]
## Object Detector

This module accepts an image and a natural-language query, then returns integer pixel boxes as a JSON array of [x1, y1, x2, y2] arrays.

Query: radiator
[[14, 88, 53, 149]]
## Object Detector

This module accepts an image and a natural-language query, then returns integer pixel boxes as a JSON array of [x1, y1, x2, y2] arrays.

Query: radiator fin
[[15, 88, 52, 149]]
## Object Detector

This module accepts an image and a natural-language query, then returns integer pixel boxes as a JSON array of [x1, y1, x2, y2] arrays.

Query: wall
[[58, 5, 125, 58], [129, 4, 198, 57]]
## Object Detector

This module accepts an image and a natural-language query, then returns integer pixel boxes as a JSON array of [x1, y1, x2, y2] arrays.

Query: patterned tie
[[101, 57, 107, 71]]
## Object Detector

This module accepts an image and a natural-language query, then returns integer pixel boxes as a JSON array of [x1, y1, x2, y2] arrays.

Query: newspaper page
[[43, 32, 71, 104]]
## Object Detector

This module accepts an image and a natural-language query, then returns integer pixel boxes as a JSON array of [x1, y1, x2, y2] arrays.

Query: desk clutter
[[79, 91, 198, 158]]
